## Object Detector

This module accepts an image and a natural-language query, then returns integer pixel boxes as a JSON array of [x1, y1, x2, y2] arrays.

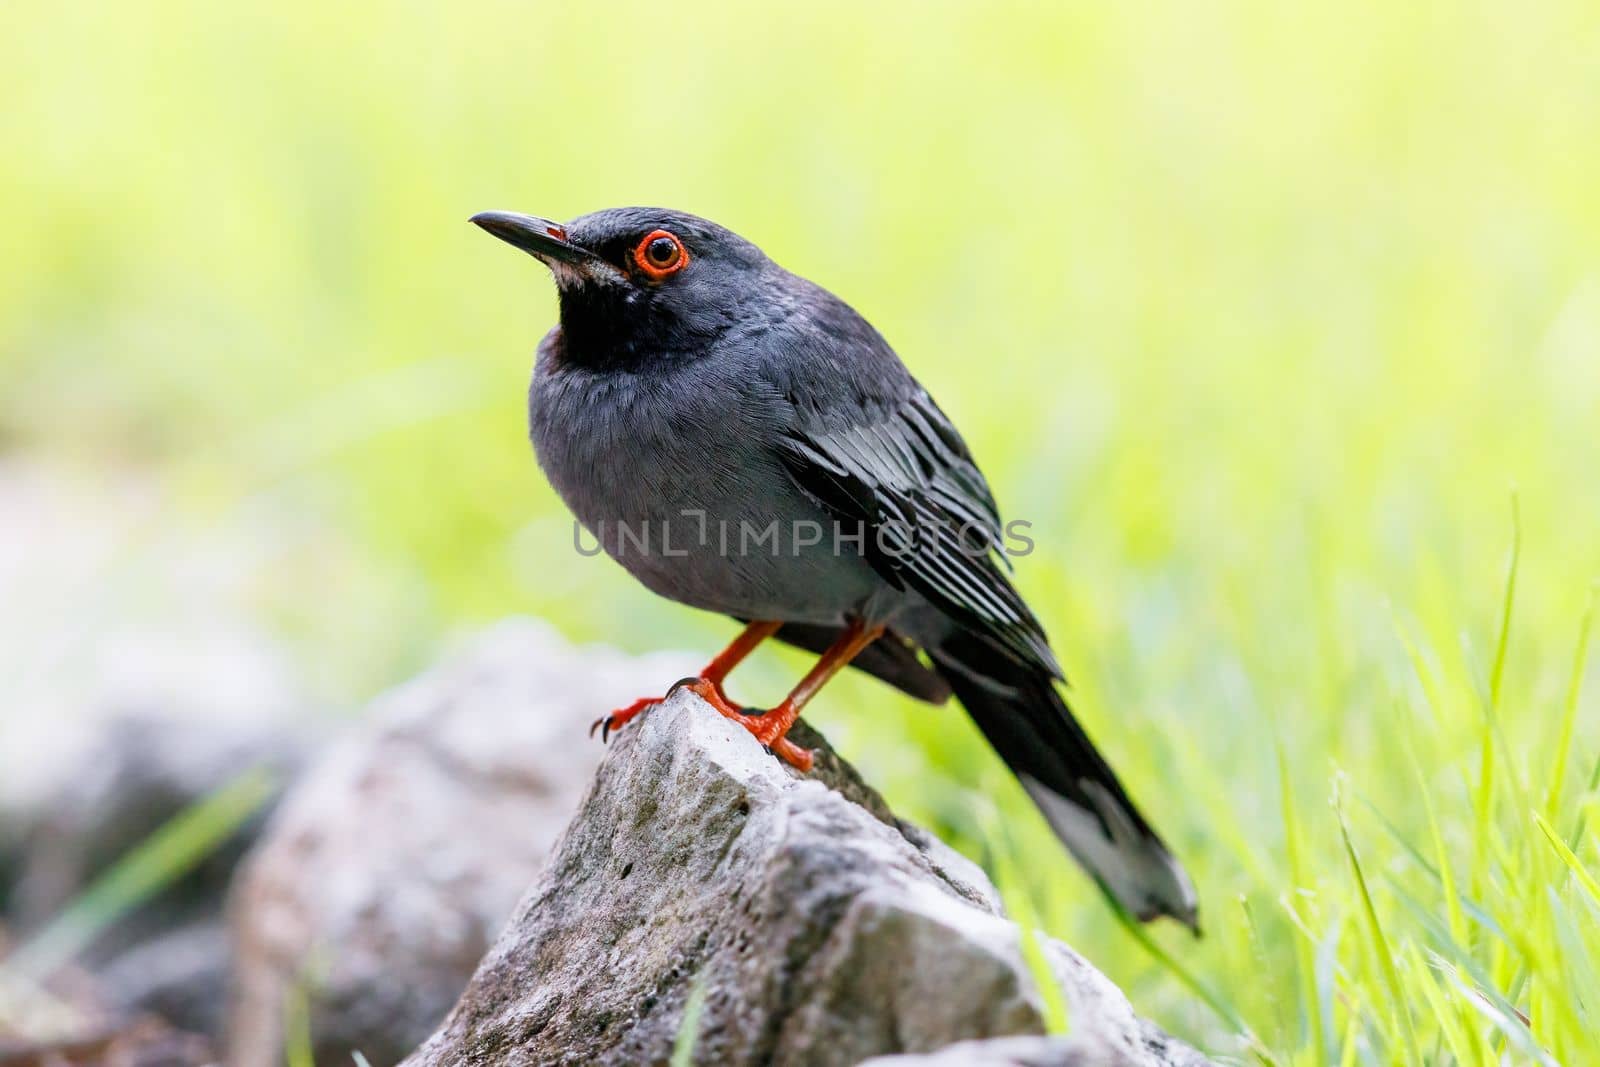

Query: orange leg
[[702, 619, 783, 687], [592, 620, 782, 741], [681, 619, 885, 772]]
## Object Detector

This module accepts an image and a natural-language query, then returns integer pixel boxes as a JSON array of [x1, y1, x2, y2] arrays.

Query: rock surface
[[226, 618, 693, 1067], [403, 690, 1213, 1067], [858, 1026, 1216, 1067], [0, 614, 315, 1039]]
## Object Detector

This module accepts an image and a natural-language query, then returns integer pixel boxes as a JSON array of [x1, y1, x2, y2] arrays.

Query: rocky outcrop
[[403, 690, 1212, 1067], [3, 578, 1214, 1066], [226, 619, 692, 1067]]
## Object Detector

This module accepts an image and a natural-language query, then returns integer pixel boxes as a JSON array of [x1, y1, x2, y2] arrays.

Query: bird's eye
[[632, 229, 688, 279]]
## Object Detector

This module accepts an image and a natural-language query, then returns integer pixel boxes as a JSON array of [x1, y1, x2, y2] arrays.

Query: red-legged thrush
[[471, 207, 1199, 932]]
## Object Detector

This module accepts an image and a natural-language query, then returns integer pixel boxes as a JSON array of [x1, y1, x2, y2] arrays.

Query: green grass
[[5, 1, 1600, 1062]]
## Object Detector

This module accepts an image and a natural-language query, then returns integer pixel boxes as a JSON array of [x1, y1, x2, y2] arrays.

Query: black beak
[[470, 211, 603, 269]]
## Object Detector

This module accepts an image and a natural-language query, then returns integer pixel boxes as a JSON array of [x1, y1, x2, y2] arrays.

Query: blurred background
[[4, 0, 1600, 1061]]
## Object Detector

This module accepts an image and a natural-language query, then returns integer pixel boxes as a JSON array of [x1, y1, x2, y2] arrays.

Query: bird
[[471, 206, 1199, 932]]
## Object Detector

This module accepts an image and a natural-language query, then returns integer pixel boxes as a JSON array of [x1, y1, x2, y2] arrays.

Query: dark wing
[[775, 389, 1062, 680]]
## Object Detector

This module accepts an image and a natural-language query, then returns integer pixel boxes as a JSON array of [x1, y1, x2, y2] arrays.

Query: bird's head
[[471, 206, 774, 367]]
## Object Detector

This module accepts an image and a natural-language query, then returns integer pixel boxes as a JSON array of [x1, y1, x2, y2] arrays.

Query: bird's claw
[[591, 695, 662, 745], [665, 676, 704, 698], [668, 676, 750, 715], [769, 736, 815, 772], [597, 678, 812, 771], [593, 678, 740, 745]]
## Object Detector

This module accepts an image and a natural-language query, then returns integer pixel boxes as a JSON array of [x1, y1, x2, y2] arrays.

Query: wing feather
[[776, 389, 1061, 679]]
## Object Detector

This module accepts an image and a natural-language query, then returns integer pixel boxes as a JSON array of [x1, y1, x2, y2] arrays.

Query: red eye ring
[[632, 229, 688, 279]]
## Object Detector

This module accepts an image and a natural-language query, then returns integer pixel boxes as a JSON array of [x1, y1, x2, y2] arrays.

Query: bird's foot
[[590, 677, 741, 743], [673, 679, 814, 772], [590, 696, 659, 743]]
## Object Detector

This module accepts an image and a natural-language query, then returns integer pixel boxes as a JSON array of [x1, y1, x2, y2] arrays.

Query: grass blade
[[1335, 782, 1420, 1064], [1545, 585, 1597, 821], [1277, 737, 1328, 1066], [670, 971, 710, 1067], [1534, 812, 1600, 907]]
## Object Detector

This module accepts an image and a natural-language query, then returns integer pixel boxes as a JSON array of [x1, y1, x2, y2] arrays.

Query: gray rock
[[403, 690, 1213, 1067], [0, 617, 314, 1039], [858, 1023, 1218, 1066], [226, 618, 692, 1067], [5, 706, 307, 935], [95, 919, 234, 1040], [860, 1035, 1090, 1066]]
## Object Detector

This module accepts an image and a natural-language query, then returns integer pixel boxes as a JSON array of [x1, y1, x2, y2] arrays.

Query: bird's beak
[[469, 211, 605, 271]]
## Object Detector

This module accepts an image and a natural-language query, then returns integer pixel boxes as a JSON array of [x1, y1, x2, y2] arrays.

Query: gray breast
[[527, 339, 888, 624]]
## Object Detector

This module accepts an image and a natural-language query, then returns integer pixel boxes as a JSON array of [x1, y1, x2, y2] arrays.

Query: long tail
[[928, 631, 1199, 932]]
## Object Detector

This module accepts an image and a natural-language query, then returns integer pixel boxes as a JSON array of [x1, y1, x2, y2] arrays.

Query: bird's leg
[[591, 620, 782, 741], [700, 619, 784, 698], [681, 619, 885, 773]]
